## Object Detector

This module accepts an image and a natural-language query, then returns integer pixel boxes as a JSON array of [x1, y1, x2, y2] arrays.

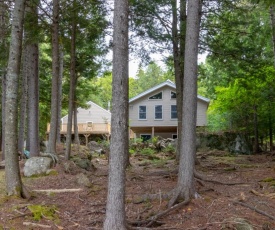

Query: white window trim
[[154, 105, 163, 120], [138, 105, 147, 120]]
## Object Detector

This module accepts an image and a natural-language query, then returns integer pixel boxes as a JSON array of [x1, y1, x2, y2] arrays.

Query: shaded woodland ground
[[1, 145, 275, 229]]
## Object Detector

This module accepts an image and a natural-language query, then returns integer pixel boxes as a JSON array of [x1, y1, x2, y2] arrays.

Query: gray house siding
[[129, 80, 210, 139], [61, 101, 111, 124], [129, 86, 178, 127]]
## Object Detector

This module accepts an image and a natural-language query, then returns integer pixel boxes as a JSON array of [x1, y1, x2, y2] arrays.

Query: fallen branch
[[233, 200, 275, 221], [33, 188, 83, 193], [23, 222, 51, 229]]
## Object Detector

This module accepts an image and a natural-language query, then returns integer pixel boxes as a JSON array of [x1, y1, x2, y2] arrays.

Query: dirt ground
[[1, 146, 275, 230]]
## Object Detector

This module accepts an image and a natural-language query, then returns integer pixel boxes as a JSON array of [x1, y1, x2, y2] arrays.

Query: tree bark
[[18, 47, 28, 155], [25, 0, 39, 157], [270, 5, 275, 69], [47, 0, 60, 153], [4, 0, 26, 197], [56, 45, 64, 144], [172, 0, 186, 161], [169, 0, 200, 207], [1, 72, 6, 159], [65, 2, 77, 160], [253, 105, 259, 153], [0, 0, 8, 157], [73, 100, 80, 145], [103, 0, 129, 228]]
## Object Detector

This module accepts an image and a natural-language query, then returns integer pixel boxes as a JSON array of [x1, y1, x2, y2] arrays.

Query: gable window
[[155, 105, 163, 119], [171, 91, 176, 99], [149, 92, 162, 100], [171, 105, 177, 119], [139, 106, 147, 119]]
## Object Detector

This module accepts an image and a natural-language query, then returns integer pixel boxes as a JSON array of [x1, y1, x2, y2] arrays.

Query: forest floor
[[1, 145, 275, 230]]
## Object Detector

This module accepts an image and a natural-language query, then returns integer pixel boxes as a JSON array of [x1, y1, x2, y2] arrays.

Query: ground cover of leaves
[[0, 147, 275, 230]]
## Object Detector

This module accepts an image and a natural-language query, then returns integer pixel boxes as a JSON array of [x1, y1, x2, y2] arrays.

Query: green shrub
[[140, 147, 156, 156]]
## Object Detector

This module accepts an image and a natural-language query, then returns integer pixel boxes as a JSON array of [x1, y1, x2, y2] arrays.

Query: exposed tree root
[[129, 198, 190, 228], [232, 200, 275, 221], [148, 169, 246, 186], [194, 170, 246, 186], [134, 191, 172, 204]]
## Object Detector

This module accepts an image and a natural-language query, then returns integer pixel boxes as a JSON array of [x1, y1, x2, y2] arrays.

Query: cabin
[[47, 101, 111, 145], [129, 80, 210, 140]]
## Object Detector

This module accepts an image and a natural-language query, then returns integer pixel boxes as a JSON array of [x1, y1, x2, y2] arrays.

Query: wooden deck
[[47, 123, 111, 144]]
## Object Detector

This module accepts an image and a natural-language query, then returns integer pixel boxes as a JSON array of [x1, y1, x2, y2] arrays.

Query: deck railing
[[47, 123, 111, 134]]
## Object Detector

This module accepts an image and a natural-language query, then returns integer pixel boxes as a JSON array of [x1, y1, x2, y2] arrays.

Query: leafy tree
[[199, 1, 275, 150]]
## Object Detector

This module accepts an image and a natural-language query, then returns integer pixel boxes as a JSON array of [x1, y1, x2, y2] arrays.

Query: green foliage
[[207, 65, 275, 135], [139, 147, 156, 156], [129, 149, 135, 155], [27, 205, 58, 221], [163, 144, 176, 154]]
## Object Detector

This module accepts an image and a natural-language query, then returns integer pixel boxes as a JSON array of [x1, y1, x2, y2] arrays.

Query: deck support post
[[84, 134, 91, 146]]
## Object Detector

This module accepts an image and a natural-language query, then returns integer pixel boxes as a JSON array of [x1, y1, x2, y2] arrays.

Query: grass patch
[[27, 204, 59, 222]]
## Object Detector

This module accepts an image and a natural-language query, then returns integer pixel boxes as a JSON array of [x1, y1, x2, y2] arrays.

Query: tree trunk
[[1, 72, 6, 159], [269, 109, 273, 151], [56, 45, 64, 144], [25, 0, 39, 157], [103, 0, 129, 228], [27, 42, 39, 157], [18, 48, 28, 155], [169, 0, 200, 207], [0, 0, 8, 157], [65, 3, 77, 160], [253, 105, 259, 153], [73, 100, 80, 146], [4, 0, 26, 197], [172, 0, 186, 161], [270, 5, 275, 69], [47, 0, 60, 153]]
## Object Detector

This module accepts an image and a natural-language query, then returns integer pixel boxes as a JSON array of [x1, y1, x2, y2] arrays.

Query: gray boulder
[[222, 218, 254, 230], [23, 157, 53, 177], [76, 173, 92, 187]]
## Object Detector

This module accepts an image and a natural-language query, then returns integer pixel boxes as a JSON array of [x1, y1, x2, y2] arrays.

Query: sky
[[128, 52, 208, 78]]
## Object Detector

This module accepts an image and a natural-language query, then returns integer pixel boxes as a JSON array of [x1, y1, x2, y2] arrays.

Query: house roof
[[61, 101, 111, 120], [86, 101, 111, 114], [129, 79, 210, 103]]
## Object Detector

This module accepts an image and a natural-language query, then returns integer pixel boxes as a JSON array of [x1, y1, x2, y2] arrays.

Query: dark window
[[149, 92, 162, 100], [155, 105, 162, 119], [171, 105, 177, 119], [172, 134, 177, 139], [140, 134, 151, 142], [139, 106, 146, 119], [171, 91, 176, 99]]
